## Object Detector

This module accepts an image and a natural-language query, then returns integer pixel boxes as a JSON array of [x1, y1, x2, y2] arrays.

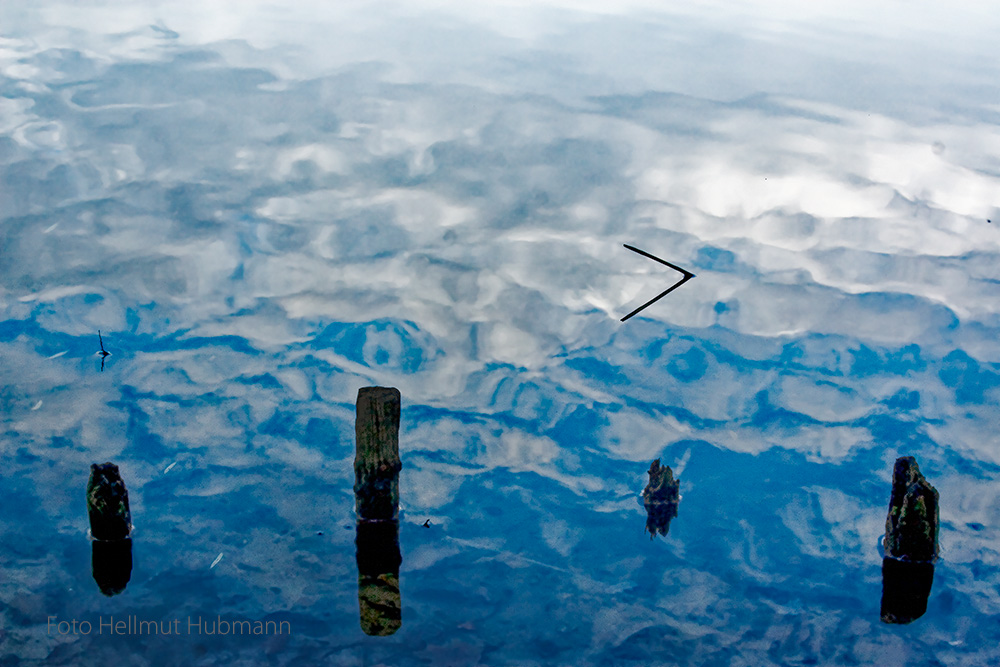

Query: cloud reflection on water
[[2, 1, 1000, 664]]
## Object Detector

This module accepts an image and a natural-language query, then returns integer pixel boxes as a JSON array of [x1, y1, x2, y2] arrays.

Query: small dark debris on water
[[316, 531, 324, 536]]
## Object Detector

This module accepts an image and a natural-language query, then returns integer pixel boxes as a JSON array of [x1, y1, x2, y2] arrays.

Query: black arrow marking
[[620, 245, 695, 322], [98, 330, 111, 371]]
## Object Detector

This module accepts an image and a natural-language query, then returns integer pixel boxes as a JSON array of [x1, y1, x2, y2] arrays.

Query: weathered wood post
[[884, 456, 939, 562], [354, 386, 402, 636], [642, 459, 680, 538], [354, 387, 402, 521], [880, 456, 939, 624], [87, 462, 132, 540], [86, 462, 133, 596]]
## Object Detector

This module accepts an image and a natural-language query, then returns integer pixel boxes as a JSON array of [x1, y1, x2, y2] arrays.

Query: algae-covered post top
[[884, 456, 939, 562], [642, 459, 678, 504], [86, 462, 132, 541], [354, 386, 402, 522], [642, 458, 680, 538]]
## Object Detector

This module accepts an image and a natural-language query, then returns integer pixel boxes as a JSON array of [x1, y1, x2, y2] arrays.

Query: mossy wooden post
[[86, 462, 133, 596], [354, 386, 402, 636], [86, 462, 132, 541], [880, 455, 938, 624], [884, 456, 939, 562], [354, 386, 402, 521], [642, 459, 680, 538]]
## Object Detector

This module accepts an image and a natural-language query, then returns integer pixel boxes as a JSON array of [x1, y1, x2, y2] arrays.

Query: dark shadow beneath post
[[881, 558, 934, 624], [92, 538, 133, 597], [356, 521, 402, 636]]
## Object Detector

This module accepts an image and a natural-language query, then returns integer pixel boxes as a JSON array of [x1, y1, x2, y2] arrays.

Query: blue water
[[2, 3, 1000, 665]]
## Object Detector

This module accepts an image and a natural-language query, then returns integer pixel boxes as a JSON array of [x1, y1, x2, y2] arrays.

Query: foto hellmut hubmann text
[[48, 616, 290, 636]]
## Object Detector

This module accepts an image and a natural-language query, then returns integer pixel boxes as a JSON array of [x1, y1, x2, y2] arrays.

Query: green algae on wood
[[356, 520, 402, 636], [884, 456, 939, 562], [86, 462, 132, 541], [358, 572, 401, 636], [354, 386, 402, 522]]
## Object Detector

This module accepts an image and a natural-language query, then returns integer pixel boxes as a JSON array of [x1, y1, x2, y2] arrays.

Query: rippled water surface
[[2, 2, 1000, 665]]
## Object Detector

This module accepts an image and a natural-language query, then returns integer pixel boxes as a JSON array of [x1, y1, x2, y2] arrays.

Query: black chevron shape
[[620, 244, 696, 322], [98, 330, 111, 371]]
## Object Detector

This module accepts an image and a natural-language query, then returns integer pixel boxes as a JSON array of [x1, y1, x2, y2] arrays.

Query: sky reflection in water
[[2, 1, 1000, 665]]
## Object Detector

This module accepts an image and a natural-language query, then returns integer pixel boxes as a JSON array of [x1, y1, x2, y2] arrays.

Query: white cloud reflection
[[3, 1, 1000, 664]]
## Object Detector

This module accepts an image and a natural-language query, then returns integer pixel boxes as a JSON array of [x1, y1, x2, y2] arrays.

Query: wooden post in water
[[86, 462, 132, 540], [883, 456, 939, 562], [86, 462, 133, 596], [880, 456, 938, 624], [354, 386, 402, 636], [642, 459, 680, 538], [354, 386, 402, 521]]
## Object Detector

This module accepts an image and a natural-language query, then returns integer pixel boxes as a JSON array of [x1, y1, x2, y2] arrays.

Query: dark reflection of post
[[86, 462, 133, 596], [642, 459, 679, 538], [356, 521, 402, 635], [881, 558, 934, 624], [92, 539, 133, 596], [354, 386, 402, 636], [880, 456, 939, 624]]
